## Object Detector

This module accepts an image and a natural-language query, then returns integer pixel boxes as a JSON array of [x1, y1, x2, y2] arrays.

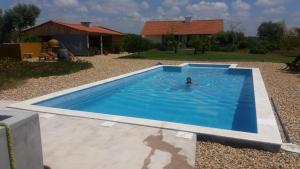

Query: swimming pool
[[9, 63, 282, 149]]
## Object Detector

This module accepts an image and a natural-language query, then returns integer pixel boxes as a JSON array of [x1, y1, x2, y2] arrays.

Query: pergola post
[[86, 33, 90, 56]]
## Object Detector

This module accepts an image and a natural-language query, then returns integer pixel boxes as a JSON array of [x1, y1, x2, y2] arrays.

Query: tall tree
[[228, 21, 243, 48], [257, 21, 285, 42], [189, 36, 210, 54], [123, 34, 152, 56], [0, 3, 40, 43], [294, 27, 300, 37], [165, 33, 181, 54]]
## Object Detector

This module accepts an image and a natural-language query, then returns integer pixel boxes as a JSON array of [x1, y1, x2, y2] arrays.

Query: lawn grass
[[121, 49, 296, 63], [0, 60, 93, 90]]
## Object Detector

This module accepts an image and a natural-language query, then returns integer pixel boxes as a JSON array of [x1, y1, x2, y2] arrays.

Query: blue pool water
[[36, 64, 257, 133]]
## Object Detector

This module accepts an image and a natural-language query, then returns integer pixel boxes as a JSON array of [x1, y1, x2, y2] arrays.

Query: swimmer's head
[[186, 77, 192, 84]]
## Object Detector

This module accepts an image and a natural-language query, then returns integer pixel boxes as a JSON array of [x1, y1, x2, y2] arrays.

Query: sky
[[1, 0, 300, 36]]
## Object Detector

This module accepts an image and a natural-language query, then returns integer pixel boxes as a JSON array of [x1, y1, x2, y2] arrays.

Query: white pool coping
[[8, 63, 282, 150]]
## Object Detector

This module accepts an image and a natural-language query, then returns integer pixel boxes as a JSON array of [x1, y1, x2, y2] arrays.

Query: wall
[[0, 43, 22, 61], [144, 35, 162, 43], [0, 127, 10, 169], [55, 34, 88, 56], [0, 111, 44, 169], [20, 42, 42, 58], [0, 43, 42, 60]]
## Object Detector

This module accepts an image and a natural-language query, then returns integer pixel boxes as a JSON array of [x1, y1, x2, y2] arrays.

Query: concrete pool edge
[[8, 63, 282, 151]]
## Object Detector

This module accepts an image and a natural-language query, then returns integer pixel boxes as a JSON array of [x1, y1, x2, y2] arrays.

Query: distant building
[[141, 17, 223, 44], [24, 20, 123, 56]]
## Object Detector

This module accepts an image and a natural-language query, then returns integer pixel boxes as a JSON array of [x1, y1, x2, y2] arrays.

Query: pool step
[[101, 121, 116, 127], [281, 143, 300, 154], [39, 113, 56, 119], [176, 131, 194, 139]]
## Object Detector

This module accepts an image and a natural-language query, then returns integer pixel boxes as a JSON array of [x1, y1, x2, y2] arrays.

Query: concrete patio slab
[[39, 114, 196, 169], [1, 101, 196, 169]]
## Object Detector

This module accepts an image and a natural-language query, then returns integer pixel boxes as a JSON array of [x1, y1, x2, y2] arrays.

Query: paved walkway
[[1, 101, 196, 169]]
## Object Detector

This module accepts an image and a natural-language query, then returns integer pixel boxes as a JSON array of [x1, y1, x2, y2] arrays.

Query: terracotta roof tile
[[142, 19, 223, 36], [25, 20, 123, 36], [52, 20, 123, 35]]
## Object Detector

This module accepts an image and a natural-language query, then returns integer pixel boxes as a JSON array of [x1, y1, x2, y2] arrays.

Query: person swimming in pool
[[186, 77, 193, 84], [168, 77, 197, 92]]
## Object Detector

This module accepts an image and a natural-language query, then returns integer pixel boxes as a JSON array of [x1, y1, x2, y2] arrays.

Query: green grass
[[121, 49, 296, 63], [0, 60, 93, 90]]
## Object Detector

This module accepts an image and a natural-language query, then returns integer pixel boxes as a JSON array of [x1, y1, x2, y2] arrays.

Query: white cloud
[[172, 16, 185, 20], [255, 0, 287, 6], [156, 5, 181, 18], [232, 0, 251, 10], [157, 6, 165, 16], [162, 0, 189, 7], [88, 0, 139, 16], [141, 1, 150, 9], [186, 1, 228, 19], [186, 1, 228, 13], [263, 6, 286, 14], [236, 11, 250, 17], [92, 4, 102, 11], [170, 6, 181, 15], [77, 6, 88, 13], [127, 11, 147, 21], [55, 0, 78, 7], [231, 0, 251, 17]]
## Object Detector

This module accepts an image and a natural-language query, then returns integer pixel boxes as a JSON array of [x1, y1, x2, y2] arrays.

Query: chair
[[284, 54, 300, 71], [39, 43, 57, 61]]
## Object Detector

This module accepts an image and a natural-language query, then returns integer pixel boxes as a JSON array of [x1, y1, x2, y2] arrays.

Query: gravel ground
[[0, 54, 299, 168]]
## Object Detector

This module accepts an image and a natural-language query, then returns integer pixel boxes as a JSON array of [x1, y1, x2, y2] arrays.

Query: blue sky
[[1, 0, 300, 36]]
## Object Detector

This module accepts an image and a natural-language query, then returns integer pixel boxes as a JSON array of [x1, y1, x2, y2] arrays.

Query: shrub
[[279, 36, 300, 50], [188, 36, 211, 54], [157, 44, 170, 51], [111, 41, 122, 54], [238, 41, 249, 49], [263, 41, 280, 51], [211, 31, 246, 52], [249, 42, 268, 54], [0, 60, 93, 90], [211, 44, 236, 52], [122, 34, 154, 54]]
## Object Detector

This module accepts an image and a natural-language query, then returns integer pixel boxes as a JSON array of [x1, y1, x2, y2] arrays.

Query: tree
[[123, 34, 152, 56], [211, 31, 245, 51], [0, 3, 40, 43], [165, 33, 181, 54], [228, 21, 243, 49], [189, 36, 210, 54], [257, 21, 285, 42], [294, 27, 300, 37]]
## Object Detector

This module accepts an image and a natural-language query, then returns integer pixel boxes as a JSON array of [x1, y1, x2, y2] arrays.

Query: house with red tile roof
[[24, 20, 123, 56], [141, 17, 223, 44]]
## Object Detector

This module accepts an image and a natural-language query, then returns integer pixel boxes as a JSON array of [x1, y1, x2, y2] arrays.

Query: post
[[86, 33, 90, 56], [100, 35, 103, 55]]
